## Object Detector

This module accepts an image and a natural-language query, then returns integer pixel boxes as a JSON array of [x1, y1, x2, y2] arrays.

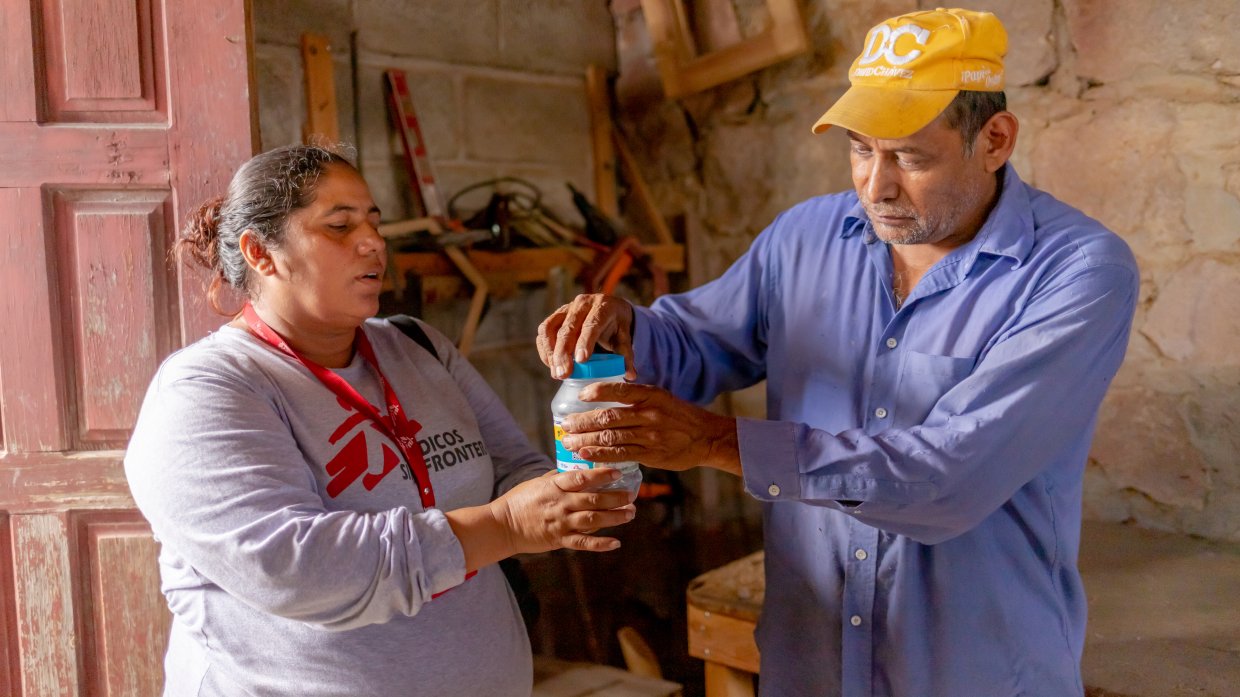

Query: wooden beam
[[389, 244, 685, 286], [300, 32, 339, 144], [585, 64, 618, 218]]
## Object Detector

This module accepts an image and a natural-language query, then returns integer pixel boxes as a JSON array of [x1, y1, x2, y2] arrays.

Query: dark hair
[[941, 90, 1007, 156], [175, 144, 355, 312]]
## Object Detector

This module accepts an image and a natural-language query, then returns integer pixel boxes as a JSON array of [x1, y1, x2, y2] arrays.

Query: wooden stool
[[686, 551, 763, 697]]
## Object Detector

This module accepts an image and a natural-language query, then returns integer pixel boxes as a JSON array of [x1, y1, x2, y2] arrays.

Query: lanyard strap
[[241, 304, 437, 509]]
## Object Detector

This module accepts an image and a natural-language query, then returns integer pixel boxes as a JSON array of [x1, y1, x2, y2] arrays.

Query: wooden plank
[[0, 0, 38, 121], [585, 64, 618, 218], [686, 550, 764, 621], [165, 0, 256, 344], [0, 188, 71, 453], [0, 515, 17, 697], [0, 124, 170, 187], [390, 243, 685, 286], [687, 604, 760, 674], [12, 514, 79, 691], [71, 511, 169, 697], [704, 662, 755, 697], [640, 0, 810, 99], [301, 32, 339, 144], [0, 454, 132, 514]]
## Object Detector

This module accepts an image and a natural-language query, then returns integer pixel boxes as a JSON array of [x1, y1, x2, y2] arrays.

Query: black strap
[[388, 315, 440, 363], [387, 312, 539, 631]]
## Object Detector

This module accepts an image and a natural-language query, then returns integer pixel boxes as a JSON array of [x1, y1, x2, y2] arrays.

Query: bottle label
[[553, 416, 593, 471]]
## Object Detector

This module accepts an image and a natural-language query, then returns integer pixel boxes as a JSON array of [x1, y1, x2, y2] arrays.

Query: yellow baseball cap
[[812, 8, 1007, 139]]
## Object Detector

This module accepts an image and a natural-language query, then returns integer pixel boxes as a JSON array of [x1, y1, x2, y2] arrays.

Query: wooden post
[[301, 32, 339, 144], [585, 64, 619, 218]]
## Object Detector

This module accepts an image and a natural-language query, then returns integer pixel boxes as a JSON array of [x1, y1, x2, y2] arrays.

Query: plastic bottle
[[552, 353, 642, 496]]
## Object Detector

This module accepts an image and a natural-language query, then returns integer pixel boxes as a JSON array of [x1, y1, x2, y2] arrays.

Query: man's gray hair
[[941, 90, 1007, 156]]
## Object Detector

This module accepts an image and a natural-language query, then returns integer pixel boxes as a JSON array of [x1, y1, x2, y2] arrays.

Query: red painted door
[[0, 1, 254, 693]]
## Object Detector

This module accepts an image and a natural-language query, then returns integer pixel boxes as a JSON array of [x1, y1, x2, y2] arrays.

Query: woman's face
[[259, 164, 386, 331]]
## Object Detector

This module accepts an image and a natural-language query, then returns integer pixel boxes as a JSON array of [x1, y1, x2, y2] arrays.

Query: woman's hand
[[446, 467, 636, 573], [489, 468, 636, 555]]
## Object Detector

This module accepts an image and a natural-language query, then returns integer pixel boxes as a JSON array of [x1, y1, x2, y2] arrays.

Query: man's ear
[[238, 230, 276, 277], [978, 111, 1018, 173]]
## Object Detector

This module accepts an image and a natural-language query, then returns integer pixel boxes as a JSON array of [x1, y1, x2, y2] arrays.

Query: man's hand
[[559, 382, 742, 476], [537, 293, 636, 379]]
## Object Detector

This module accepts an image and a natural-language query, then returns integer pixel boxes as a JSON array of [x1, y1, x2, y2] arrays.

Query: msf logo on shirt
[[324, 395, 411, 498], [853, 24, 929, 79]]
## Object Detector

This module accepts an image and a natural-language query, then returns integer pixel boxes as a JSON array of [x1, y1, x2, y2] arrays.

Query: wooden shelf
[[388, 243, 685, 286]]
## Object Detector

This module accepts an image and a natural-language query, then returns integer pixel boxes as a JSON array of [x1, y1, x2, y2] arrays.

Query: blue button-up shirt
[[632, 165, 1137, 697]]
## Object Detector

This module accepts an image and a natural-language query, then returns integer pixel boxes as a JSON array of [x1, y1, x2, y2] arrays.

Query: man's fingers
[[575, 444, 647, 463], [573, 295, 610, 363], [554, 298, 596, 377], [536, 309, 567, 370]]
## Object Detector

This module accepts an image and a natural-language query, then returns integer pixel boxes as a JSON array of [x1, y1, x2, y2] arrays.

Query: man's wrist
[[705, 415, 742, 476]]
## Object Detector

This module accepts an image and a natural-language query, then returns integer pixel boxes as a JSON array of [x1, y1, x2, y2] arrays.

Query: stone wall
[[613, 0, 1240, 541]]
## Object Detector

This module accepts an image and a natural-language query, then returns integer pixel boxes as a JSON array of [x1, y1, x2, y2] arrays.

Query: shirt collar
[[839, 162, 1035, 269]]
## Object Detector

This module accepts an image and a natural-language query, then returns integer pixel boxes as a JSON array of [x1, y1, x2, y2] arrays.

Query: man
[[538, 8, 1137, 697]]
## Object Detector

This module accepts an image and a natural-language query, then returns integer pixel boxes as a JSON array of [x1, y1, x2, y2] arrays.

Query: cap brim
[[812, 86, 959, 139]]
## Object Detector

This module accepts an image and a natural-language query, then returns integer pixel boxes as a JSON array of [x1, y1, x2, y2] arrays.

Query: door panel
[[0, 0, 254, 693], [51, 188, 176, 450]]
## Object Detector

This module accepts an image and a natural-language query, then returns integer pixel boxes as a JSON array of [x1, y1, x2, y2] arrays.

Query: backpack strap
[[388, 315, 441, 363]]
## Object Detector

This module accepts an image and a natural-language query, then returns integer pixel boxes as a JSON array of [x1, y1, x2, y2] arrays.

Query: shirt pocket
[[896, 351, 976, 425]]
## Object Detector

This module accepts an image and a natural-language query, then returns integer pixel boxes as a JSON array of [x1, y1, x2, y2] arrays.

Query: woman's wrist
[[445, 503, 514, 573]]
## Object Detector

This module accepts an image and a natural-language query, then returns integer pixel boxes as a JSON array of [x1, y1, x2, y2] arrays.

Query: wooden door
[[0, 1, 254, 693]]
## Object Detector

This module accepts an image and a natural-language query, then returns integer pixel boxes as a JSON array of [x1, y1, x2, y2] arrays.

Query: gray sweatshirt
[[124, 317, 549, 696]]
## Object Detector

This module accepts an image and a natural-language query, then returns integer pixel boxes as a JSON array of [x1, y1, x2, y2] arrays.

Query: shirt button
[[874, 407, 888, 418], [854, 549, 868, 560], [768, 484, 781, 497], [850, 615, 863, 627], [886, 337, 898, 349]]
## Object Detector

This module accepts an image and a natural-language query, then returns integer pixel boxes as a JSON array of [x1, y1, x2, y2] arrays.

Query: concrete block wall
[[614, 0, 1240, 541], [252, 0, 617, 449]]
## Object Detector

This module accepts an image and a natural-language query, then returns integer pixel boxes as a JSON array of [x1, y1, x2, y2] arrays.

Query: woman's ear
[[238, 230, 276, 277]]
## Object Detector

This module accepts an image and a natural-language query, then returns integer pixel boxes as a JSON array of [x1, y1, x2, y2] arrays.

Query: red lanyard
[[241, 303, 437, 509]]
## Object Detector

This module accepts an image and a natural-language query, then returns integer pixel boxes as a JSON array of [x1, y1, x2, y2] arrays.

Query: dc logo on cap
[[859, 24, 930, 67]]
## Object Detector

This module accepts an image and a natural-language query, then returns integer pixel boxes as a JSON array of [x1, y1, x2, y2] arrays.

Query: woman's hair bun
[[176, 195, 226, 273]]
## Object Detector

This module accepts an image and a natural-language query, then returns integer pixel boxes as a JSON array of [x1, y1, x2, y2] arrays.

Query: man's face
[[848, 116, 996, 247]]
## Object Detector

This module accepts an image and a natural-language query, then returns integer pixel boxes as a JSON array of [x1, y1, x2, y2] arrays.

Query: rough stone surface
[[463, 77, 591, 166], [1143, 259, 1240, 368], [985, 0, 1057, 87], [1090, 387, 1210, 510], [1064, 0, 1240, 85]]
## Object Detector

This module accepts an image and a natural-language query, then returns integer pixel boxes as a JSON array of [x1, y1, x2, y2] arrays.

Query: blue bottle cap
[[569, 353, 626, 379]]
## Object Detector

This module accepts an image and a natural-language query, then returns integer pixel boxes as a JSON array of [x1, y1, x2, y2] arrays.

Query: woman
[[124, 144, 634, 696]]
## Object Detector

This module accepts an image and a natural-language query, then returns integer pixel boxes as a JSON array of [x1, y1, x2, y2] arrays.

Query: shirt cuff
[[737, 417, 801, 502], [414, 508, 468, 596]]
